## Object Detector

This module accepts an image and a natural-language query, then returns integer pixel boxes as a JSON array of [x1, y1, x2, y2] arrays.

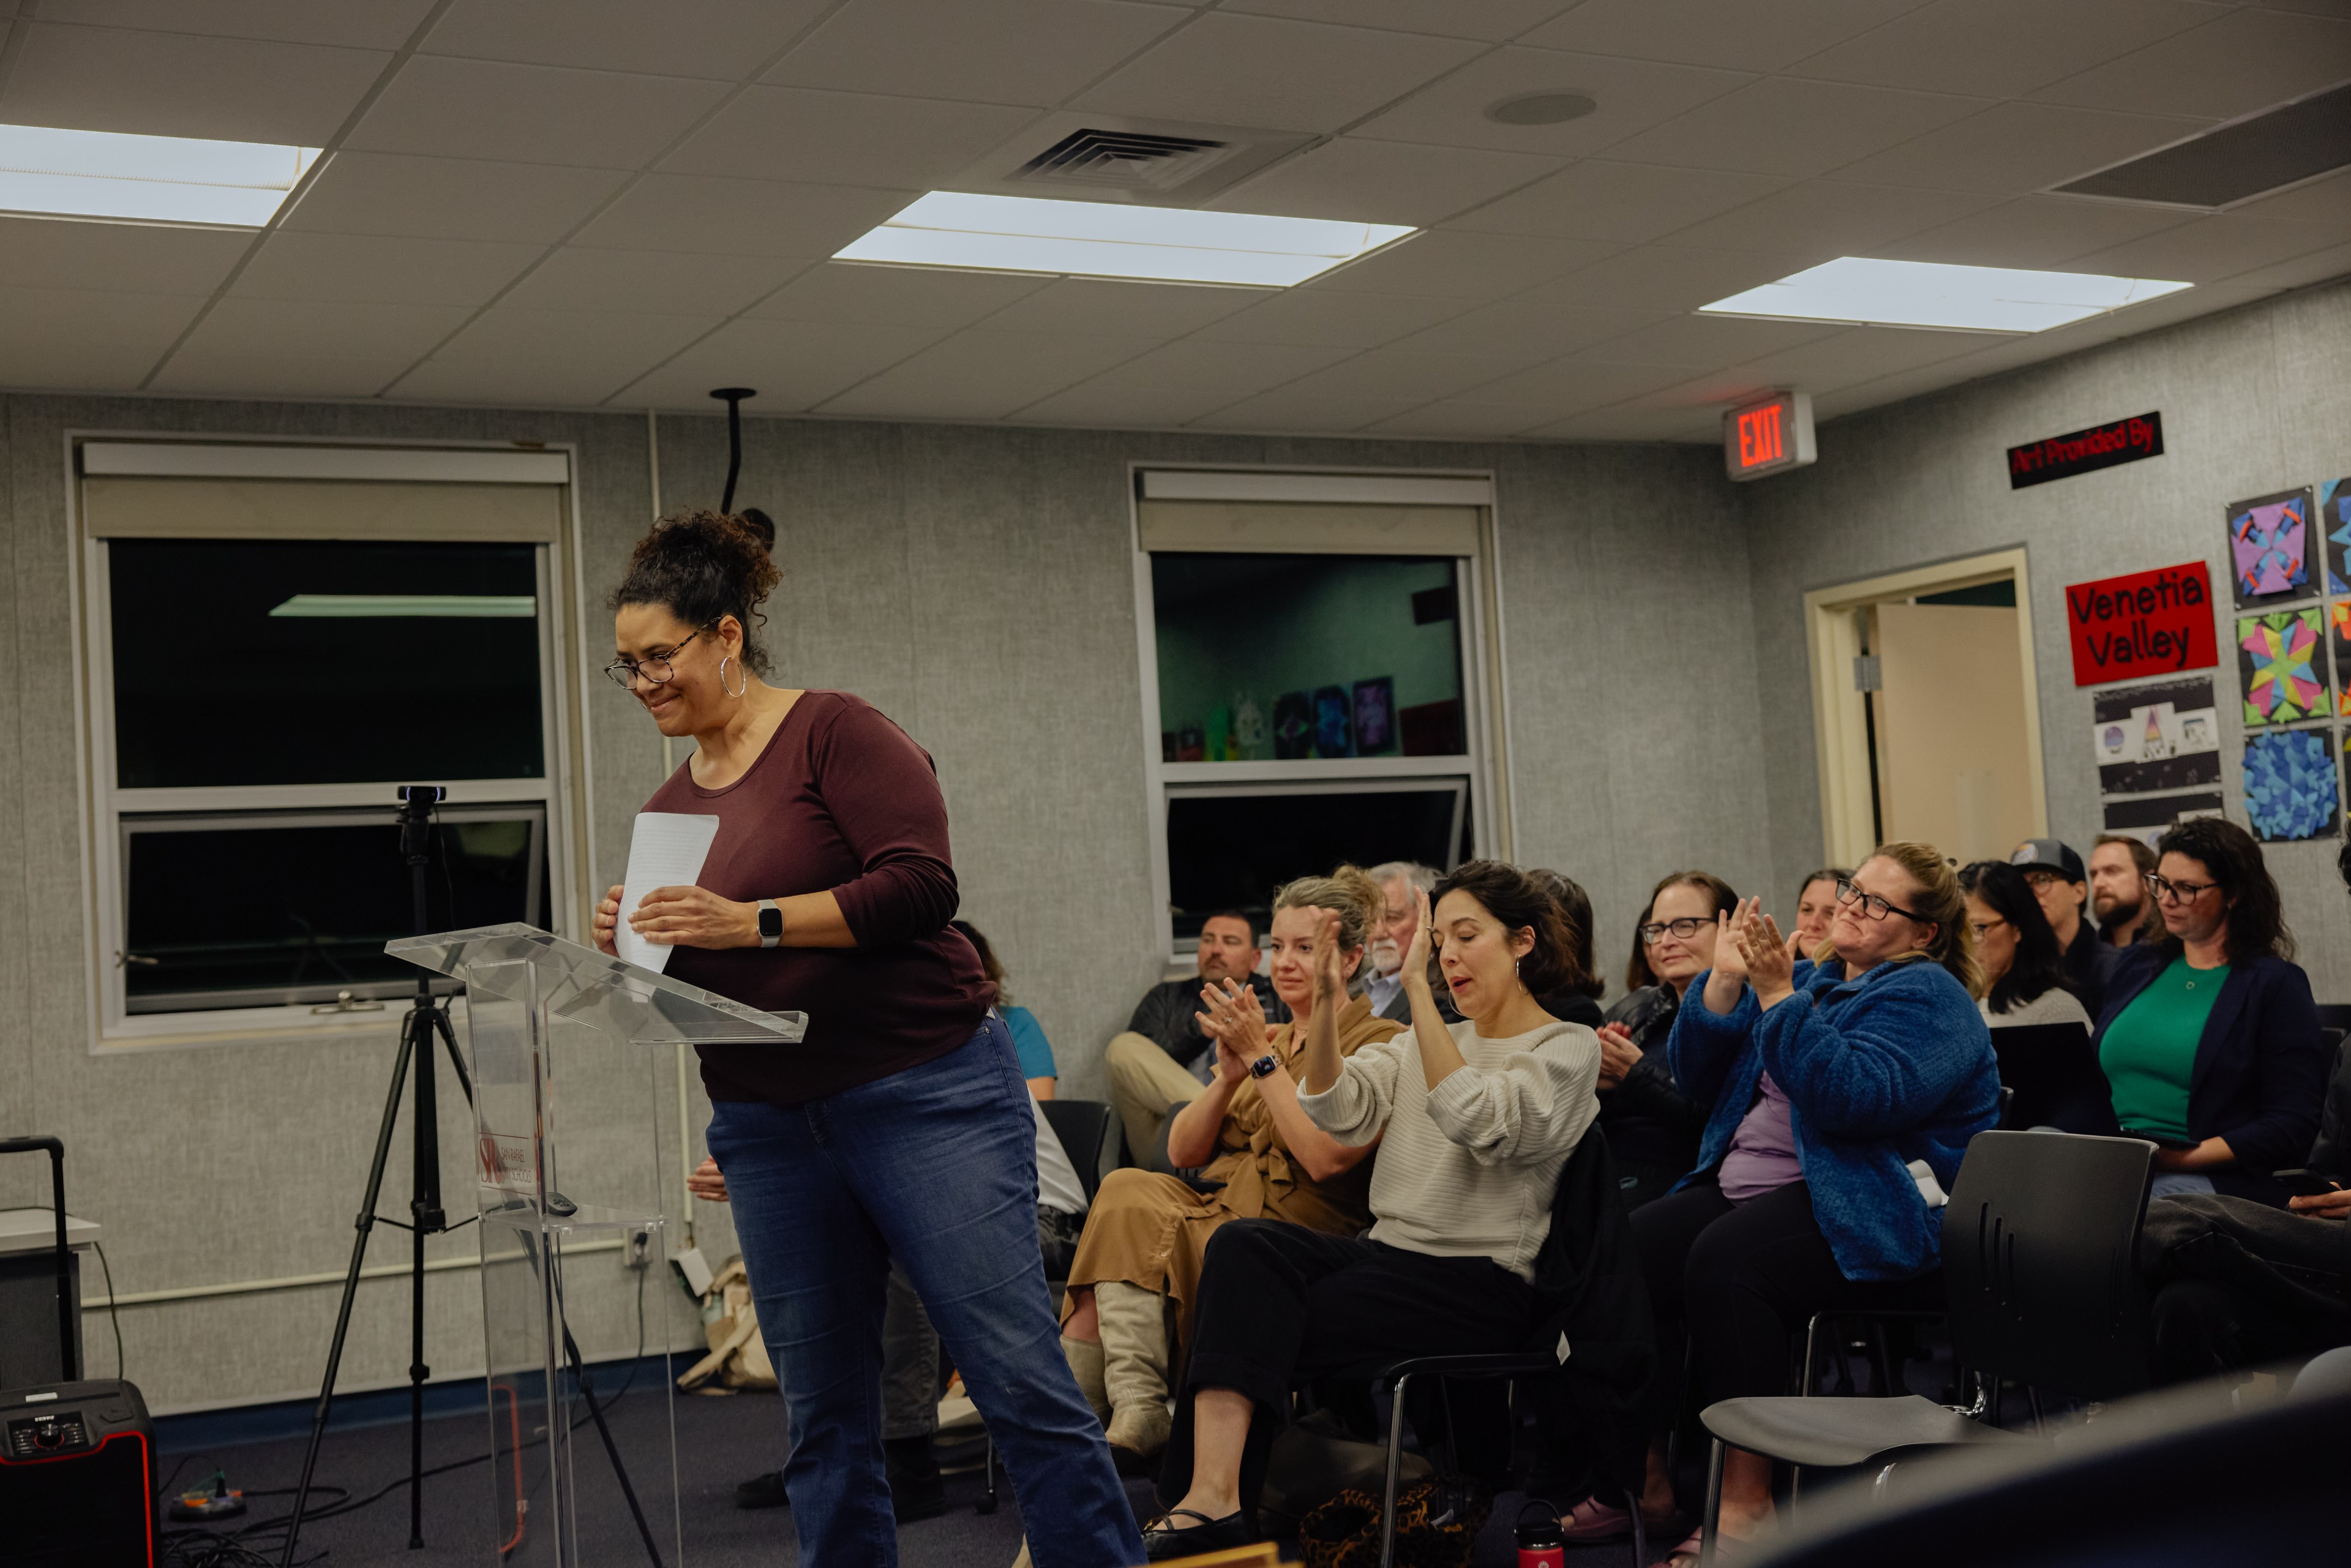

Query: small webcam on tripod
[[396, 785, 448, 803]]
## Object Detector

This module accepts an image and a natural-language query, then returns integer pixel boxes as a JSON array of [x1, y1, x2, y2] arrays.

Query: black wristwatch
[[756, 899, 782, 948], [1248, 1052, 1280, 1079]]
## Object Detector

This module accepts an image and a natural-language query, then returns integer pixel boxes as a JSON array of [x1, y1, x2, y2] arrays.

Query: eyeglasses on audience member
[[604, 627, 707, 689], [1835, 877, 1926, 924], [2143, 870, 2219, 904], [1638, 917, 1710, 945]]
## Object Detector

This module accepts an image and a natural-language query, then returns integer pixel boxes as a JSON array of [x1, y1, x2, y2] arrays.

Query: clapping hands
[[1196, 976, 1271, 1081]]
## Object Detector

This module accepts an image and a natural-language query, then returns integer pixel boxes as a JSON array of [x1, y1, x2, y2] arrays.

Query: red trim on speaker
[[1, 1429, 156, 1566]]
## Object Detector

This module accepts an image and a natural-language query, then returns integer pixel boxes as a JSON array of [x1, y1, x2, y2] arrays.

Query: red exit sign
[[1723, 389, 1815, 481]]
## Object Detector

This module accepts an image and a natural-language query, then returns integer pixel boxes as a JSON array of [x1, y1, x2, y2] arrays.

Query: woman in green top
[[2089, 818, 2328, 1206]]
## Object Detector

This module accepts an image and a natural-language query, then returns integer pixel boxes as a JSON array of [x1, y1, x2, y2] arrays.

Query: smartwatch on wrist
[[1248, 1052, 1280, 1079], [756, 899, 782, 948]]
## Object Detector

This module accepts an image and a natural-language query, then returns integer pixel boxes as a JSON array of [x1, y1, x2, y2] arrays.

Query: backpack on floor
[[1296, 1477, 1490, 1568], [676, 1255, 778, 1392]]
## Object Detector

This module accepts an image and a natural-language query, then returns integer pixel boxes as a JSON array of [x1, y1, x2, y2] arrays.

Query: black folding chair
[[1692, 1130, 2156, 1564]]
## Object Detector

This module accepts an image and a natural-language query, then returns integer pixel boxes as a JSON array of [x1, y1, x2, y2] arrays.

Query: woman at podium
[[591, 510, 1142, 1568]]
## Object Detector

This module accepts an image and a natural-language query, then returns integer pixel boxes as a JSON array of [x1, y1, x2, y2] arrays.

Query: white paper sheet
[[617, 812, 722, 975]]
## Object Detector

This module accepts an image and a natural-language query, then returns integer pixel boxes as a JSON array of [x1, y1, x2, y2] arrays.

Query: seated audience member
[[2142, 838, 2351, 1382], [1957, 861, 2091, 1030], [2093, 817, 2328, 1205], [1596, 871, 1739, 1212], [1142, 861, 1603, 1558], [714, 1085, 1091, 1517], [1783, 867, 1850, 959], [1364, 861, 1437, 1022], [1106, 911, 1284, 1162], [2010, 838, 2121, 1016], [954, 919, 1057, 1098], [1631, 846, 2000, 1564], [1529, 868, 1608, 1027], [2090, 833, 2159, 946], [1059, 868, 1401, 1474]]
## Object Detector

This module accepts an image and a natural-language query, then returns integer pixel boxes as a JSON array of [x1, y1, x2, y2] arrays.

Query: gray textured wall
[[1742, 276, 2351, 1003], [0, 394, 1762, 1410]]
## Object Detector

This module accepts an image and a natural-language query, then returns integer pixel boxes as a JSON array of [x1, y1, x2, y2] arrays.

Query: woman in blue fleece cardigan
[[1629, 842, 1998, 1566]]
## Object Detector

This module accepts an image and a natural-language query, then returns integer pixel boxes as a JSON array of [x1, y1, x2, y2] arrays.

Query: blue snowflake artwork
[[2325, 478, 2351, 596], [2241, 727, 2340, 842]]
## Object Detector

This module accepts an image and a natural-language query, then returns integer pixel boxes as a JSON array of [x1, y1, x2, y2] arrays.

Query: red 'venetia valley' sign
[[2064, 561, 2216, 686]]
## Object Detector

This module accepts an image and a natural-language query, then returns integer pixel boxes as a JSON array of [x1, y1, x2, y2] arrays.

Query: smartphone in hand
[[2272, 1167, 2343, 1198]]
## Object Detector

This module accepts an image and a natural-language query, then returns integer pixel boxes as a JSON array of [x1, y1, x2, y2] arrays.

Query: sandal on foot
[[1651, 1526, 1704, 1568], [1142, 1507, 1254, 1562]]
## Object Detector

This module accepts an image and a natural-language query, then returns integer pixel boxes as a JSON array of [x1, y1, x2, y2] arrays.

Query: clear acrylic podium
[[386, 923, 806, 1568]]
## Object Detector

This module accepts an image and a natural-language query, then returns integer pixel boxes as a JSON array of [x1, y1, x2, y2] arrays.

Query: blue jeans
[[706, 1017, 1142, 1568]]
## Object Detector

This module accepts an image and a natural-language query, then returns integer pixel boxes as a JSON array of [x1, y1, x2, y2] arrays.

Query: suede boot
[[1096, 1280, 1172, 1472], [1062, 1333, 1110, 1422]]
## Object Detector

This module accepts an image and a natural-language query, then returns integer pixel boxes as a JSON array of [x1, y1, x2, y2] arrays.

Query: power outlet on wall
[[624, 1225, 655, 1270]]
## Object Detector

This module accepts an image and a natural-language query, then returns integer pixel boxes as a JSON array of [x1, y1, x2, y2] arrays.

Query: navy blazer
[[2091, 943, 2330, 1206]]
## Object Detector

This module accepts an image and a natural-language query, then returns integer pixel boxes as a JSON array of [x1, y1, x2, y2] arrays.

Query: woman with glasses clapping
[[1592, 872, 1739, 1216], [2091, 817, 2328, 1207], [1624, 844, 1999, 1567]]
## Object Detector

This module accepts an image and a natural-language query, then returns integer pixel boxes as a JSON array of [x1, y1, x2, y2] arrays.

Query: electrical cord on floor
[[92, 1240, 126, 1380]]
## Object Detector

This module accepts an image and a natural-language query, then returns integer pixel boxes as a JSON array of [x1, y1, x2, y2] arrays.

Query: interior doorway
[[1805, 549, 2049, 869]]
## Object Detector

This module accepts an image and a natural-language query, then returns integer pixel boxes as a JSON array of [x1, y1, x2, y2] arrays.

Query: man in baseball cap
[[2011, 838, 2121, 1016]]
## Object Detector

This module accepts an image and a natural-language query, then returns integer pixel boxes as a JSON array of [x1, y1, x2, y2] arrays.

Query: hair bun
[[737, 507, 776, 552]]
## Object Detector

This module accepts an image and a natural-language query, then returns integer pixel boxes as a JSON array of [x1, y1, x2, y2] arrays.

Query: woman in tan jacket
[[1060, 866, 1403, 1471]]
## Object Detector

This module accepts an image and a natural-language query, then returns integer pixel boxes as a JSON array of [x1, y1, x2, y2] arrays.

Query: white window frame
[[1130, 464, 1517, 960], [67, 433, 596, 1052]]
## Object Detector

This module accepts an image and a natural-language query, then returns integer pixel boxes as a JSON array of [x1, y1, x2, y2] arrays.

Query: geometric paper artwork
[[2088, 675, 2221, 793], [2227, 487, 2315, 608], [2325, 477, 2351, 597], [2237, 607, 2332, 725], [2241, 727, 2340, 842]]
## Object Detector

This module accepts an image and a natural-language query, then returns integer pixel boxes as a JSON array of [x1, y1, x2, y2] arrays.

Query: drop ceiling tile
[[767, 0, 1185, 107], [1866, 195, 2196, 268], [1187, 288, 1481, 348], [1192, 386, 1430, 432], [573, 176, 917, 258], [1600, 78, 1991, 179], [0, 22, 389, 143], [1456, 356, 1698, 406], [36, 1, 436, 48], [498, 247, 804, 314], [281, 152, 631, 243], [171, 297, 474, 362], [1714, 324, 1990, 387], [1071, 13, 1482, 133], [0, 342, 180, 393], [977, 277, 1267, 336], [1828, 101, 2215, 194], [1310, 230, 1617, 298], [612, 316, 955, 409], [2064, 212, 2351, 283], [1249, 344, 1561, 403], [2233, 168, 2351, 226], [345, 58, 729, 170], [1516, 244, 1812, 313], [1382, 299, 1669, 358], [230, 231, 546, 305], [1223, 0, 1576, 41], [1015, 339, 1357, 426], [386, 358, 647, 407], [2222, 239, 2351, 292], [423, 0, 834, 78], [1571, 313, 1847, 367], [1789, 0, 2225, 99], [2031, 7, 2351, 119], [1365, 400, 1559, 437], [1352, 47, 1754, 156], [746, 262, 1052, 328], [1518, 0, 1921, 72], [143, 351, 418, 399], [1662, 182, 2000, 260], [398, 307, 721, 401], [1517, 404, 1718, 441], [1211, 138, 1565, 228], [816, 328, 1163, 419], [661, 86, 1041, 187], [1444, 160, 1790, 243], [0, 216, 249, 293], [0, 284, 205, 388]]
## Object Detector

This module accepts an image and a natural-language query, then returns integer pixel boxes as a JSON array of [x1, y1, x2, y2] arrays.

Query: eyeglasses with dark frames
[[1639, 917, 1710, 946], [1835, 877, 1926, 924], [604, 628, 705, 691], [2143, 871, 2219, 904]]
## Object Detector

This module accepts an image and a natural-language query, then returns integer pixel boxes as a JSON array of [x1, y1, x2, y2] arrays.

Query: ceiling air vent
[[949, 114, 1317, 207], [2050, 81, 2351, 211]]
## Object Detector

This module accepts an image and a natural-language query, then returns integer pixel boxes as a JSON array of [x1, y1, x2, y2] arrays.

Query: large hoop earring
[[719, 656, 747, 698]]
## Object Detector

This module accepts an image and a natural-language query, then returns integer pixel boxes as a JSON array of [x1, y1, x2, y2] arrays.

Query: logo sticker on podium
[[478, 1133, 538, 1195]]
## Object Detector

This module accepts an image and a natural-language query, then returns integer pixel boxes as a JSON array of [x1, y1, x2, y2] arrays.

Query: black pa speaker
[[0, 1379, 156, 1568]]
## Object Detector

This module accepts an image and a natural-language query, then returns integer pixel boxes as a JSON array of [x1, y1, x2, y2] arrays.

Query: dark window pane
[[110, 538, 544, 788], [1165, 787, 1466, 942], [122, 806, 546, 1013], [1151, 553, 1464, 761]]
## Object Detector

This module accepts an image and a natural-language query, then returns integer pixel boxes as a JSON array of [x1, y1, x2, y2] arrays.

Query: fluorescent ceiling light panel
[[834, 191, 1414, 287], [1700, 257, 2191, 333], [0, 124, 320, 227], [271, 595, 536, 618]]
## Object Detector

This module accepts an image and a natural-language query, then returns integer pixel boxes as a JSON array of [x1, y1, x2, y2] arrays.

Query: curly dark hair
[[1957, 860, 2072, 1015], [2155, 817, 2293, 963], [1526, 869, 1605, 999], [1431, 860, 1577, 996], [1625, 870, 1740, 992], [609, 507, 781, 672]]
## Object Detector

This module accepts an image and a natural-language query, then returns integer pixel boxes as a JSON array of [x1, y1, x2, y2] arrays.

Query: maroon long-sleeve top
[[645, 690, 992, 1105]]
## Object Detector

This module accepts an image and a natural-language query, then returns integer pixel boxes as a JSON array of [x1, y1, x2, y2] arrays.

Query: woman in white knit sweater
[[1142, 860, 1603, 1559]]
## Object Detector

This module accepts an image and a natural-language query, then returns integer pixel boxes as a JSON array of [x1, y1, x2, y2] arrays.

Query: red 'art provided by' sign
[[2064, 561, 2214, 685]]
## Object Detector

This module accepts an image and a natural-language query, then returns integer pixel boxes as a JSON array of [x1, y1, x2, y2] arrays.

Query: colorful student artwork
[[2324, 478, 2351, 596], [2088, 676, 2219, 795], [2226, 487, 2315, 608], [2237, 608, 2331, 725], [2333, 602, 2351, 696], [1352, 677, 1395, 754], [2241, 727, 2339, 842], [1272, 691, 1313, 760], [1311, 685, 1352, 757]]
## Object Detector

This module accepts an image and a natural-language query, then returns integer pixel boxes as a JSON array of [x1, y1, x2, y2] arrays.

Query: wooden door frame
[[1805, 547, 2049, 868]]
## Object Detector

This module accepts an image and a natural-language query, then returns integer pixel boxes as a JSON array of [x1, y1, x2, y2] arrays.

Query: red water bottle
[[1515, 1501, 1565, 1568]]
